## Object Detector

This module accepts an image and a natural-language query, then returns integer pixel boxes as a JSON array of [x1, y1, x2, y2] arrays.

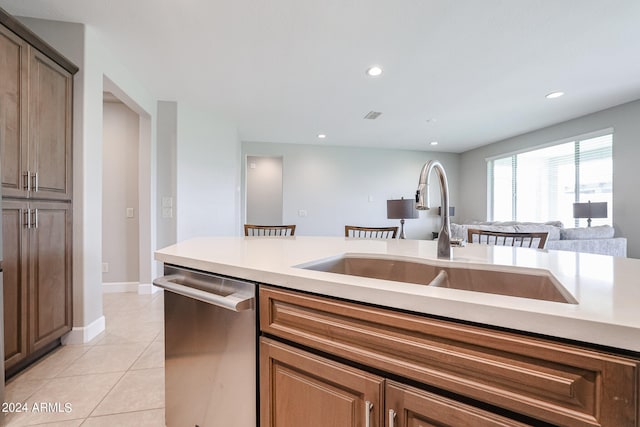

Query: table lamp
[[573, 201, 607, 227], [387, 198, 418, 239]]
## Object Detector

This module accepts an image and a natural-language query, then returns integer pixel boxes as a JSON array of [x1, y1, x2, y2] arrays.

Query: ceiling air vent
[[364, 111, 382, 120]]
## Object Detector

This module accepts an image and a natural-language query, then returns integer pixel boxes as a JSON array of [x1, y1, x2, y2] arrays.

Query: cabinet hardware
[[32, 171, 38, 192], [23, 208, 31, 229], [32, 208, 38, 229], [389, 409, 396, 427], [365, 401, 373, 427], [23, 171, 31, 192]]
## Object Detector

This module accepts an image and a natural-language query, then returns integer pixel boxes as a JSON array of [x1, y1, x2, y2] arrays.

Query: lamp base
[[399, 219, 406, 239]]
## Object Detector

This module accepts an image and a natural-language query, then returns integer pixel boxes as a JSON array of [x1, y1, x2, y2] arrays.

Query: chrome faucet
[[416, 160, 451, 259]]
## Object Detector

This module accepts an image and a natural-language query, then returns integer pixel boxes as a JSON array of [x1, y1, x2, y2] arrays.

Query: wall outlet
[[126, 207, 134, 218], [298, 209, 307, 217], [162, 196, 173, 207], [102, 263, 109, 273], [162, 207, 173, 218]]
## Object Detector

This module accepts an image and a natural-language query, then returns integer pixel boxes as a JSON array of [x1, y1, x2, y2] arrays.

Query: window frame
[[486, 128, 613, 225]]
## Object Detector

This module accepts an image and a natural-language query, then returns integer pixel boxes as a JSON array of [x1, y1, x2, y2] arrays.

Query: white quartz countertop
[[154, 236, 640, 353]]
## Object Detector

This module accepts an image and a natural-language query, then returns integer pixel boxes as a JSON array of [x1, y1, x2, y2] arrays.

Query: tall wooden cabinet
[[1, 8, 77, 376]]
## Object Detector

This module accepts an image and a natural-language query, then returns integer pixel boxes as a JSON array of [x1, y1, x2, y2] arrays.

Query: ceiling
[[2, 0, 640, 153]]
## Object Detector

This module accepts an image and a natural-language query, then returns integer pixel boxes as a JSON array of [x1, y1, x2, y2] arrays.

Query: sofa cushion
[[451, 223, 518, 241], [560, 225, 615, 240], [472, 220, 564, 228], [513, 224, 561, 241], [547, 237, 626, 257]]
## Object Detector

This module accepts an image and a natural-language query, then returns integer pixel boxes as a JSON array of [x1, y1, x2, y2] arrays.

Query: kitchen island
[[155, 236, 640, 426], [155, 236, 640, 352]]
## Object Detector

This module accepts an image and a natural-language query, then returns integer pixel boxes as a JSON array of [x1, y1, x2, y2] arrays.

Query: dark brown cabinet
[[1, 8, 77, 376], [0, 24, 28, 199], [1, 28, 73, 201], [2, 200, 72, 371], [1, 202, 28, 369], [26, 49, 73, 201]]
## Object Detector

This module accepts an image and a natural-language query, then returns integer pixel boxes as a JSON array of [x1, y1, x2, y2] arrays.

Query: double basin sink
[[299, 254, 577, 304]]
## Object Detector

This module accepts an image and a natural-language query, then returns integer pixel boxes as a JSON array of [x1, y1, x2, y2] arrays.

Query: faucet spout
[[416, 160, 451, 259]]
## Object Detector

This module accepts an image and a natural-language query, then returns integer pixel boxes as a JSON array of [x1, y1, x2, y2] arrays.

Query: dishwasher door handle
[[153, 275, 254, 312]]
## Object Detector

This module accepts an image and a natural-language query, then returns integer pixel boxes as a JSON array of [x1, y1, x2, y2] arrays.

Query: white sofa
[[451, 221, 627, 257]]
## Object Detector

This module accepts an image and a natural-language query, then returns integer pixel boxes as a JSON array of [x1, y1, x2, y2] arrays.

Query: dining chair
[[244, 224, 296, 236], [345, 225, 398, 239], [467, 229, 548, 249]]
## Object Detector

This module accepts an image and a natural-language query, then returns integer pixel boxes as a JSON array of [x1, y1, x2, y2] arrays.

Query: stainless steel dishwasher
[[153, 265, 257, 427]]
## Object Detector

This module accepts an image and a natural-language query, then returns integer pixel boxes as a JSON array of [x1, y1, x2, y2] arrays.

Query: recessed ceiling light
[[430, 141, 439, 146], [317, 134, 326, 139], [545, 91, 565, 99], [366, 66, 383, 77], [425, 118, 437, 123]]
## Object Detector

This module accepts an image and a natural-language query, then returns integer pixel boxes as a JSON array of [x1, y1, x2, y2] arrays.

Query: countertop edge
[[154, 248, 640, 354]]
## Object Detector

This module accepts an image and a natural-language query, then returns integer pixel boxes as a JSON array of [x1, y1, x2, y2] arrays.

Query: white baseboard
[[61, 315, 106, 345], [137, 282, 162, 295], [102, 281, 139, 293]]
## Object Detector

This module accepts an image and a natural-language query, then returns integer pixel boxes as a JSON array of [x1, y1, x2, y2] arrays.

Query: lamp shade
[[573, 201, 607, 219], [387, 199, 418, 219], [438, 206, 455, 216]]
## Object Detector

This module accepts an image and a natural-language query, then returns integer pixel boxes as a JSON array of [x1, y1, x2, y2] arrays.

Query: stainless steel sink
[[298, 255, 577, 304]]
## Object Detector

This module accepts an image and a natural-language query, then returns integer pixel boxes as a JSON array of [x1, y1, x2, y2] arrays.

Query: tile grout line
[[5, 292, 165, 426]]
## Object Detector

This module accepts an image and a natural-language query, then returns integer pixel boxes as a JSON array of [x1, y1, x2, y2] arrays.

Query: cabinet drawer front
[[260, 286, 638, 427]]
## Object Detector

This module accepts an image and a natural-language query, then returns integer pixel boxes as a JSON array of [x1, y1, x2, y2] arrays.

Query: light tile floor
[[2, 292, 165, 427]]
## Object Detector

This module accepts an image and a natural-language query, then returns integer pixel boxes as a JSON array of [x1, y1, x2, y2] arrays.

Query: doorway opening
[[245, 156, 283, 225], [101, 76, 154, 294]]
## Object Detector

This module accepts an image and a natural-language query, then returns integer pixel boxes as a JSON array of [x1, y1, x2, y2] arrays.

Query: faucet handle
[[450, 238, 465, 247]]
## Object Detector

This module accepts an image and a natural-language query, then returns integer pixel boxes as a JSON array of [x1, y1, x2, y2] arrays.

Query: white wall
[[460, 99, 640, 258], [176, 105, 241, 241], [242, 142, 461, 239], [156, 101, 177, 259], [102, 101, 140, 283]]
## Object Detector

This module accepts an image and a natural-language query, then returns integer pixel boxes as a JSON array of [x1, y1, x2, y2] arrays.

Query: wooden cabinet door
[[27, 201, 72, 352], [28, 48, 73, 200], [385, 381, 530, 427], [0, 25, 29, 199], [260, 338, 384, 427], [2, 200, 29, 369]]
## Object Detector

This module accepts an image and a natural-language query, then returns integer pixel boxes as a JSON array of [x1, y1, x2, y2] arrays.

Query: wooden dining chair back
[[467, 229, 548, 249], [244, 224, 296, 237], [345, 225, 398, 239]]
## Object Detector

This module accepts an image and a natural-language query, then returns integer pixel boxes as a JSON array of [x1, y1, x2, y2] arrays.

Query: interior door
[[246, 156, 283, 225]]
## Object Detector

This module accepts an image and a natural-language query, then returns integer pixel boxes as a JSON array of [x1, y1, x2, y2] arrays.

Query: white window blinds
[[488, 133, 612, 227]]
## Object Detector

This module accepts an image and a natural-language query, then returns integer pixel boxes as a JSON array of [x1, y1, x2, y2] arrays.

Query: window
[[488, 132, 612, 227]]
